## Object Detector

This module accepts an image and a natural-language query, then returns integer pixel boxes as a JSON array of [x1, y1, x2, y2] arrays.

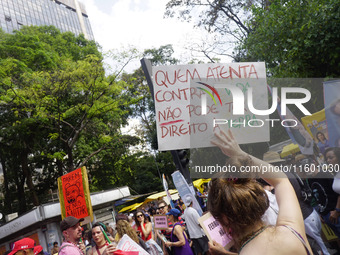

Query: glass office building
[[0, 0, 94, 40]]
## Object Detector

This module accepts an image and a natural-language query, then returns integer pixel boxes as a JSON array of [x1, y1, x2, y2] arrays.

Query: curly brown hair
[[116, 219, 140, 244], [208, 155, 269, 243]]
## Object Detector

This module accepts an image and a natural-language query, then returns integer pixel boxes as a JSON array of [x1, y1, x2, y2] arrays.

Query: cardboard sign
[[198, 212, 233, 250], [117, 234, 150, 255], [58, 167, 93, 223], [152, 62, 268, 150], [301, 109, 329, 154], [153, 215, 168, 229]]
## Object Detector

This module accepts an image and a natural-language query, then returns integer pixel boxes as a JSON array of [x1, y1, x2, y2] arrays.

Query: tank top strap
[[282, 225, 311, 255]]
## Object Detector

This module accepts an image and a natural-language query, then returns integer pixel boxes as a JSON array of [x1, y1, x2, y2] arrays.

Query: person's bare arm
[[140, 221, 152, 239], [330, 195, 340, 224], [165, 225, 186, 247], [212, 130, 305, 236]]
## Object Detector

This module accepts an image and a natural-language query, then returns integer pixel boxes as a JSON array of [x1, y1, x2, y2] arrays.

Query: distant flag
[[163, 174, 175, 209]]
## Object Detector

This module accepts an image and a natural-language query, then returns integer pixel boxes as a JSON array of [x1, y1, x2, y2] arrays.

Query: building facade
[[0, 0, 94, 40]]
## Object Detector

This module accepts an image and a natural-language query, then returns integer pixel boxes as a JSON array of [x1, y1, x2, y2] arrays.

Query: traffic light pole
[[170, 150, 192, 184], [141, 58, 192, 184]]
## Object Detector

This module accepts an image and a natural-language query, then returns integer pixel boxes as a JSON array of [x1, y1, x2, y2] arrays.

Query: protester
[[164, 208, 193, 255], [127, 213, 137, 232], [157, 200, 186, 254], [34, 245, 44, 255], [83, 230, 92, 253], [256, 178, 279, 226], [50, 242, 59, 255], [157, 201, 168, 216], [158, 201, 185, 235], [297, 153, 340, 240], [177, 198, 185, 212], [289, 157, 330, 255], [173, 200, 183, 213], [208, 130, 312, 255], [59, 216, 87, 255], [8, 238, 35, 255], [195, 188, 207, 212], [148, 202, 157, 216], [115, 215, 148, 250], [262, 151, 329, 254], [87, 222, 116, 255], [182, 196, 209, 255], [116, 213, 163, 255], [258, 151, 282, 226], [325, 147, 340, 194], [316, 131, 330, 154], [134, 211, 153, 241]]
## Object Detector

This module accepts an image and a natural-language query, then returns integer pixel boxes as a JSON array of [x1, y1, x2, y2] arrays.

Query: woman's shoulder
[[86, 246, 94, 255], [173, 223, 183, 231], [240, 226, 309, 255]]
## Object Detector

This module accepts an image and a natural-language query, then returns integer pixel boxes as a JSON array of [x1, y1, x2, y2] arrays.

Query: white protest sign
[[117, 234, 150, 255], [172, 170, 203, 216], [152, 62, 269, 151]]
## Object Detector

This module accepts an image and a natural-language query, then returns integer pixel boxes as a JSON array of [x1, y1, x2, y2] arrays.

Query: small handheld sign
[[153, 215, 168, 230], [198, 212, 233, 250]]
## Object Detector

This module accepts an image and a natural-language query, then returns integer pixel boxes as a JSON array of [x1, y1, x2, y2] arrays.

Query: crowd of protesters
[[5, 195, 209, 255], [6, 131, 340, 255]]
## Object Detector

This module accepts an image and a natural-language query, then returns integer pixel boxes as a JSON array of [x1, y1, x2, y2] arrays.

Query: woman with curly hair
[[116, 217, 141, 244]]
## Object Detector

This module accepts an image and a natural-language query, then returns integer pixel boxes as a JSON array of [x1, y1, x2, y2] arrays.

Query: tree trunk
[[56, 158, 64, 177], [0, 152, 12, 213], [14, 167, 27, 214], [66, 146, 74, 172], [21, 150, 40, 206]]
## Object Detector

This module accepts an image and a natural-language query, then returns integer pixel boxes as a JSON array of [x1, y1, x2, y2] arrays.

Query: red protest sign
[[58, 167, 93, 221]]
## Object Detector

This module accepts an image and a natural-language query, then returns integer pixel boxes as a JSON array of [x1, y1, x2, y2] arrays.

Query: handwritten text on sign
[[117, 234, 149, 255], [61, 168, 88, 218], [153, 215, 168, 229], [152, 62, 268, 151], [198, 212, 232, 249]]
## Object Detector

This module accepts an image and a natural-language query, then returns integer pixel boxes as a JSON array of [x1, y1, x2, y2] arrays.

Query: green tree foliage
[[164, 0, 261, 42], [113, 45, 180, 193], [0, 26, 138, 214], [165, 0, 339, 147], [238, 0, 340, 78], [235, 0, 340, 145], [122, 44, 179, 150], [164, 0, 270, 62]]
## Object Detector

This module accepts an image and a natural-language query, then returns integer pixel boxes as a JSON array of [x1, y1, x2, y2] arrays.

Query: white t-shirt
[[183, 207, 205, 239], [262, 190, 279, 226]]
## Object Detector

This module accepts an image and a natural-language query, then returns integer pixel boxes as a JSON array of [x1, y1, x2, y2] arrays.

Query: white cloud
[[81, 0, 195, 55], [80, 0, 233, 73]]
